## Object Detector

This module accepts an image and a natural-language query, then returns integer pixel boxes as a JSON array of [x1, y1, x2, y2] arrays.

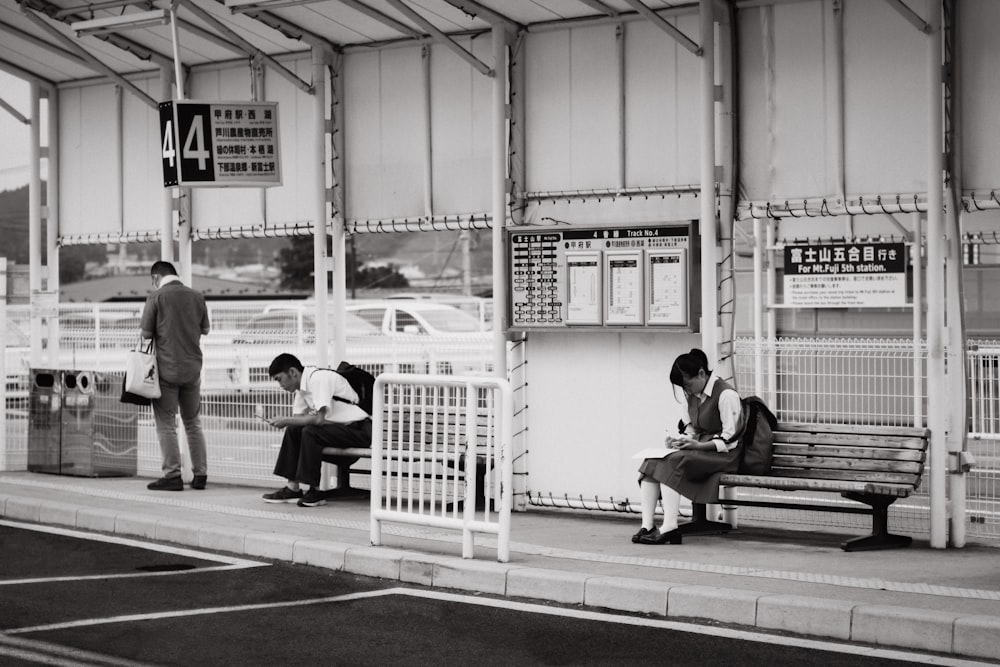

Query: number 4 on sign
[[183, 114, 210, 170], [162, 119, 175, 167]]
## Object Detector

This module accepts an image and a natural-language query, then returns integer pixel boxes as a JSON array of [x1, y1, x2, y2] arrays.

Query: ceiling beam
[[179, 0, 314, 93], [53, 0, 151, 19], [331, 0, 422, 38], [883, 0, 930, 33], [440, 0, 523, 31], [620, 0, 701, 55], [0, 19, 89, 67], [208, 0, 337, 52], [574, 0, 619, 17], [384, 0, 492, 76], [20, 6, 159, 108]]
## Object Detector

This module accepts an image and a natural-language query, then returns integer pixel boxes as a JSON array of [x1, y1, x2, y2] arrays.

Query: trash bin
[[27, 369, 138, 477], [27, 369, 61, 474]]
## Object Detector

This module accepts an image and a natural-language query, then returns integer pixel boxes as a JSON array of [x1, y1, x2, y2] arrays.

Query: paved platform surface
[[2, 472, 998, 662]]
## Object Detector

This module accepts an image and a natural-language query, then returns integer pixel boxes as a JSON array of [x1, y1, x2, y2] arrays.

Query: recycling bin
[[26, 369, 61, 474], [27, 369, 137, 477]]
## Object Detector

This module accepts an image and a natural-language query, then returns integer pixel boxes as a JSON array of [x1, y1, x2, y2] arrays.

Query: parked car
[[346, 300, 485, 336], [385, 293, 492, 328]]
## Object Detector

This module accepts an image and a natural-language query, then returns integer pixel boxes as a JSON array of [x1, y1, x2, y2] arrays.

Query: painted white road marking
[[0, 519, 267, 586], [6, 586, 991, 666]]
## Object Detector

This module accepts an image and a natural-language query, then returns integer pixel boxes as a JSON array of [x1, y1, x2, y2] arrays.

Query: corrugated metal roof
[[0, 0, 690, 85]]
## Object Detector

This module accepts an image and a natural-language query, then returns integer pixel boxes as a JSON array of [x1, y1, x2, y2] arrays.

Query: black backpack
[[734, 395, 778, 475], [328, 361, 377, 416]]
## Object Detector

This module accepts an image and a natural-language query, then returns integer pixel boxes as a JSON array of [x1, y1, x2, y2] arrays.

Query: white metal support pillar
[[491, 23, 508, 378], [312, 46, 334, 367], [45, 84, 60, 363], [699, 0, 718, 363], [925, 0, 947, 549], [28, 81, 43, 366]]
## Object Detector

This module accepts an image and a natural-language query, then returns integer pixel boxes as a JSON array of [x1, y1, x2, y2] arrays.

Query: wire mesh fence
[[3, 301, 493, 486]]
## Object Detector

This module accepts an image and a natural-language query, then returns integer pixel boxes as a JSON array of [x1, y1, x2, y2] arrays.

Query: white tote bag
[[124, 338, 161, 399]]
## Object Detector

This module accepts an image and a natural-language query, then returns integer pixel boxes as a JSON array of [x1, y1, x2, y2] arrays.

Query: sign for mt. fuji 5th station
[[783, 242, 907, 308], [159, 100, 281, 188]]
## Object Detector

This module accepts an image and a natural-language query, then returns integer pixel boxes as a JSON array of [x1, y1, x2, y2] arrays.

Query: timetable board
[[507, 222, 698, 331]]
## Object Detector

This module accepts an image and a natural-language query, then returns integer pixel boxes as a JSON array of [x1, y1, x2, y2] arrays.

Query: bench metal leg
[[324, 464, 368, 500], [840, 493, 912, 552], [680, 503, 732, 536]]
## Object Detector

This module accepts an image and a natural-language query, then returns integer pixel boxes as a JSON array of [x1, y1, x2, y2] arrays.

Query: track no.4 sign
[[159, 100, 282, 188]]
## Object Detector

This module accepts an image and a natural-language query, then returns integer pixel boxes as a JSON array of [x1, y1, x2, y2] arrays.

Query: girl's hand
[[665, 433, 699, 448]]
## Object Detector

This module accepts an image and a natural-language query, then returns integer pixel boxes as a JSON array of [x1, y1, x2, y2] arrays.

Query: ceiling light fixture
[[70, 8, 170, 36]]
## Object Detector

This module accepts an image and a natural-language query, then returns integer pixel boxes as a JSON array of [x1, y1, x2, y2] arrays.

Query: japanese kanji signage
[[159, 100, 281, 188], [783, 242, 908, 308]]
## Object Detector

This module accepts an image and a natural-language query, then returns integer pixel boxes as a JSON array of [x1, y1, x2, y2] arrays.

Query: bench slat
[[772, 444, 925, 462], [775, 423, 930, 439], [765, 467, 921, 485], [770, 455, 923, 474], [773, 432, 928, 450], [719, 473, 915, 497]]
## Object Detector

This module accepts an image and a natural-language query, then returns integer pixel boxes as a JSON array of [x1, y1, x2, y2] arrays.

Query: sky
[[0, 70, 31, 192]]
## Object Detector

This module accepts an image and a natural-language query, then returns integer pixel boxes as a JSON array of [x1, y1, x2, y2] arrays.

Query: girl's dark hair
[[669, 348, 711, 387]]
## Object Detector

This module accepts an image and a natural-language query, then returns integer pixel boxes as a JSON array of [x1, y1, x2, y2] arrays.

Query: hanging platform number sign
[[159, 100, 281, 188]]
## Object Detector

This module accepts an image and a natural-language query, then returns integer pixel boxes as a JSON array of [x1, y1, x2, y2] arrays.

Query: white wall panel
[[738, 2, 833, 202], [770, 1, 832, 199], [525, 25, 618, 191], [959, 0, 1000, 192], [526, 331, 696, 500], [263, 56, 318, 226], [524, 30, 571, 192], [429, 37, 491, 215], [344, 47, 424, 220], [121, 77, 164, 234], [58, 83, 120, 237], [842, 0, 926, 195]]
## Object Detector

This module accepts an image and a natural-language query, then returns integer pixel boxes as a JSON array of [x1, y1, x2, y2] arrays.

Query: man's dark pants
[[272, 420, 372, 487]]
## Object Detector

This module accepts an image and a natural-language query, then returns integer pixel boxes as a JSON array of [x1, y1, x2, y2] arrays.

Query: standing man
[[141, 261, 211, 491]]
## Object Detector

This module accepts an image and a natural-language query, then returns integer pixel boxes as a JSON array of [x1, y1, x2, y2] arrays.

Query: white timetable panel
[[605, 250, 643, 325], [566, 251, 602, 325], [647, 249, 687, 325]]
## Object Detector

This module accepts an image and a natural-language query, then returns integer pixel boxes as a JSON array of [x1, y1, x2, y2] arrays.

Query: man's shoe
[[262, 487, 304, 503], [191, 475, 207, 490], [147, 476, 183, 491], [297, 488, 327, 507]]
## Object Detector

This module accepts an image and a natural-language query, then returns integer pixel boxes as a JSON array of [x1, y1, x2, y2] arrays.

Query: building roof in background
[[59, 274, 303, 302]]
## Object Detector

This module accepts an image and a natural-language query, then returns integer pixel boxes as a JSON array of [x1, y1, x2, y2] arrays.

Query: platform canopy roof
[[0, 0, 694, 85]]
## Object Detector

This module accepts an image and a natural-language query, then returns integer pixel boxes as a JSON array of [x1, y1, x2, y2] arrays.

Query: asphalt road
[[0, 521, 974, 667]]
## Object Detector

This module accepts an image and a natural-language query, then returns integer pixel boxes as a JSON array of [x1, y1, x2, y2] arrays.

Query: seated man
[[261, 353, 372, 507]]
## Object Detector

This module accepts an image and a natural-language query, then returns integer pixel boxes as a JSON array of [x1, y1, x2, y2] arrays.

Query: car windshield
[[239, 311, 379, 339], [417, 309, 482, 333]]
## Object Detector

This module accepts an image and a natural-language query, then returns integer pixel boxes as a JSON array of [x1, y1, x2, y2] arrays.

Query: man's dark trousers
[[272, 420, 372, 487]]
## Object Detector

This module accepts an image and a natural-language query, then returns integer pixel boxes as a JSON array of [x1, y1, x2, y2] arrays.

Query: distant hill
[[0, 185, 37, 264]]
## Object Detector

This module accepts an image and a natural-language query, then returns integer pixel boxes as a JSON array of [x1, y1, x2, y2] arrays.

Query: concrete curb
[[3, 493, 998, 661]]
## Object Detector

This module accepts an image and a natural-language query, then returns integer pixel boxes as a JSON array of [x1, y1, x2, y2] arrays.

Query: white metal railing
[[968, 342, 1000, 440], [370, 374, 513, 562]]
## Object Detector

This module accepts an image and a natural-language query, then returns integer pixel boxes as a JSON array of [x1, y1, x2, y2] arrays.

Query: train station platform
[[1, 472, 997, 662]]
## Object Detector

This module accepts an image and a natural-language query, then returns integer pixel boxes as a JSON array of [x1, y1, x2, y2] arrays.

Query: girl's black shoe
[[638, 527, 683, 545]]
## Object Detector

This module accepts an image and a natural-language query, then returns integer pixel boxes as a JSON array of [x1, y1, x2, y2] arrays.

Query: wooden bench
[[682, 423, 931, 551]]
